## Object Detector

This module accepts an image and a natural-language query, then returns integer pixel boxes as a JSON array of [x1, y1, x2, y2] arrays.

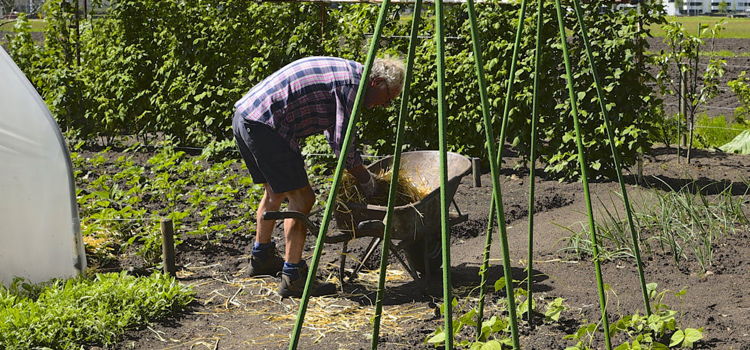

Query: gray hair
[[370, 57, 405, 92]]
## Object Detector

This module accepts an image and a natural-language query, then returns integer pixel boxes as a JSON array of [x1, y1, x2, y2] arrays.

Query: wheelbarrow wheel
[[401, 235, 442, 281]]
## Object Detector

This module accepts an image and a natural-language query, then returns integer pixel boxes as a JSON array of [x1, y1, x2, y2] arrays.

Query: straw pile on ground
[[337, 169, 430, 207]]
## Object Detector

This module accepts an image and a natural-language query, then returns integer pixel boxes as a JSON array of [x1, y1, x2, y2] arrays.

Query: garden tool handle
[[262, 210, 306, 221], [357, 220, 385, 237], [262, 210, 320, 233]]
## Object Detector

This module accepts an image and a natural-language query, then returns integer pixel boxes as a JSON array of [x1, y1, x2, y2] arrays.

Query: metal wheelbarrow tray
[[263, 151, 472, 286], [332, 150, 471, 242]]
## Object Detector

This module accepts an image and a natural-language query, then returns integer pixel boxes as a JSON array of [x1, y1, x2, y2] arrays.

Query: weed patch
[[0, 272, 193, 350]]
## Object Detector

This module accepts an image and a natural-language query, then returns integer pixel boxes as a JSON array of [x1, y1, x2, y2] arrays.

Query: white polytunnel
[[0, 47, 86, 285]]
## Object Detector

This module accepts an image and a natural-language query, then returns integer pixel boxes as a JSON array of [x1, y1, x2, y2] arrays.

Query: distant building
[[662, 0, 750, 15], [2, 0, 45, 18]]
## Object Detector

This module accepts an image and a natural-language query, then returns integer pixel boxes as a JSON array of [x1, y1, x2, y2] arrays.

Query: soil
[[646, 37, 750, 119], [82, 145, 750, 350]]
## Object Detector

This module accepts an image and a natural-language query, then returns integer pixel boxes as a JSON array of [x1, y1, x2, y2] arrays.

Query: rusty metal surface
[[334, 151, 471, 241]]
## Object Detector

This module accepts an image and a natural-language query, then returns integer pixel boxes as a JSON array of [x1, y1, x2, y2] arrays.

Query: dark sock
[[252, 241, 275, 258], [282, 261, 306, 280]]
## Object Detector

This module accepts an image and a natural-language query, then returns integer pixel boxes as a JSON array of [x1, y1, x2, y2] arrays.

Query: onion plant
[[563, 183, 749, 273]]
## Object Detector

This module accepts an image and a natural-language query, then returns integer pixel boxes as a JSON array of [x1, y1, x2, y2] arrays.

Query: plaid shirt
[[234, 56, 364, 168]]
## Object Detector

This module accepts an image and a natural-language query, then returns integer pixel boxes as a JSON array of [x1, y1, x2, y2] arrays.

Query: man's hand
[[349, 164, 377, 199]]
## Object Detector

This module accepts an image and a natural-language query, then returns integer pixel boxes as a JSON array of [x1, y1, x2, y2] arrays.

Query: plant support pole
[[474, 0, 528, 345], [571, 0, 651, 316], [370, 0, 422, 348], [553, 1, 612, 349], [526, 0, 544, 327], [465, 0, 520, 344], [288, 1, 391, 348], [476, 206, 494, 339], [435, 0, 455, 348]]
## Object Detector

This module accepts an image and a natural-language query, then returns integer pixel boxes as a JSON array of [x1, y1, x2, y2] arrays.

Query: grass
[[649, 16, 750, 38], [694, 114, 750, 148], [562, 183, 749, 272], [0, 19, 46, 32], [0, 272, 193, 350]]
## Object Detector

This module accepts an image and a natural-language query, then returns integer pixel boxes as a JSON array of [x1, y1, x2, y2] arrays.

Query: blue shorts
[[232, 115, 309, 194]]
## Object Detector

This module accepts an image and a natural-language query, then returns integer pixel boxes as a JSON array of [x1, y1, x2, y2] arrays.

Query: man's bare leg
[[255, 184, 285, 244], [282, 185, 315, 264]]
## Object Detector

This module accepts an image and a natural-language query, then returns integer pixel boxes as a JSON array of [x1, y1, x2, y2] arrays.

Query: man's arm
[[326, 84, 364, 169]]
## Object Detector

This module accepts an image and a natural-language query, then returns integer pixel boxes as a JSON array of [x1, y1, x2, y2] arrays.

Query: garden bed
[[75, 145, 750, 349]]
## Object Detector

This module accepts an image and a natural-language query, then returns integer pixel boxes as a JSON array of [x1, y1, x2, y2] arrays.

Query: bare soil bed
[[647, 37, 750, 119], [80, 146, 750, 350]]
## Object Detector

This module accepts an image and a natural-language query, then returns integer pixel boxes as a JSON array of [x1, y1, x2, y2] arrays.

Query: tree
[[0, 0, 16, 27], [674, 0, 685, 15], [656, 21, 727, 163], [718, 1, 729, 14]]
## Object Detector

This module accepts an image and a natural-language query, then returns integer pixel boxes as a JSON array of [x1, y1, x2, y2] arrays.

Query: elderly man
[[232, 56, 405, 297]]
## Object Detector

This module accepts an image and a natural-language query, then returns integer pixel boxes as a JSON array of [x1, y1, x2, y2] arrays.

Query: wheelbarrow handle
[[262, 210, 307, 221], [262, 210, 321, 233], [264, 210, 355, 244]]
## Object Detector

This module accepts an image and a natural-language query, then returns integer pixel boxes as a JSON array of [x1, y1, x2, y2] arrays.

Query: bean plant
[[565, 284, 703, 349], [72, 140, 263, 267]]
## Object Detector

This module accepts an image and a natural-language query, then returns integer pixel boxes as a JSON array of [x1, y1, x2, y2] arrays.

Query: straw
[[337, 170, 430, 207]]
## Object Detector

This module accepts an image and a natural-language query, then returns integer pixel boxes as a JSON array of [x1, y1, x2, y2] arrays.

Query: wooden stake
[[472, 157, 481, 187], [161, 218, 176, 277]]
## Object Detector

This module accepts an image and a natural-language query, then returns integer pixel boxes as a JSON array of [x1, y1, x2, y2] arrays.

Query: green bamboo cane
[[287, 1, 391, 348], [465, 1, 521, 346], [475, 205, 495, 339], [434, 0, 455, 348], [476, 0, 529, 346], [526, 0, 544, 328], [570, 0, 652, 316], [370, 1, 422, 348], [553, 1, 612, 349], [464, 0, 494, 338]]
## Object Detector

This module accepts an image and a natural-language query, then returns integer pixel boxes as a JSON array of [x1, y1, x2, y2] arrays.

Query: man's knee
[[259, 186, 286, 210], [286, 186, 315, 212]]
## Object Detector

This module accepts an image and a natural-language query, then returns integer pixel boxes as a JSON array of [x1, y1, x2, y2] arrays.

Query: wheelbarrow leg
[[339, 241, 348, 290], [348, 237, 381, 283], [391, 243, 422, 283], [423, 244, 433, 286]]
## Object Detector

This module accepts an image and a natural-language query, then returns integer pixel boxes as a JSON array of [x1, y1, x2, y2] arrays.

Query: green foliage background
[[7, 0, 664, 180]]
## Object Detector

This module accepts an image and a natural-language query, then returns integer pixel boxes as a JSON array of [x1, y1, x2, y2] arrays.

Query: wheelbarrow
[[263, 150, 472, 287]]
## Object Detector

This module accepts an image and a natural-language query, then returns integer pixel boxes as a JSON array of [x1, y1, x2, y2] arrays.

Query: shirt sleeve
[[324, 84, 363, 169]]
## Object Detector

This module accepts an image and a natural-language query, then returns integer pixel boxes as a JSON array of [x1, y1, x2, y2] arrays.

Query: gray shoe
[[278, 265, 337, 298], [247, 251, 283, 277]]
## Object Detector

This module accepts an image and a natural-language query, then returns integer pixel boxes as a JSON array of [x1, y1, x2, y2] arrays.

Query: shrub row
[[8, 0, 665, 179]]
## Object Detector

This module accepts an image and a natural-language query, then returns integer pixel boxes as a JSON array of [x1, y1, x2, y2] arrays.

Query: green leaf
[[494, 277, 506, 292], [459, 308, 478, 327], [683, 328, 703, 347], [469, 342, 485, 350], [426, 330, 445, 345], [670, 330, 685, 347], [544, 298, 566, 322], [480, 340, 504, 350], [614, 343, 631, 350]]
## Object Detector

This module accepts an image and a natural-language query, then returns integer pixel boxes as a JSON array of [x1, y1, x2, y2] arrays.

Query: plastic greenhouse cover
[[720, 129, 750, 155], [0, 47, 86, 285]]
